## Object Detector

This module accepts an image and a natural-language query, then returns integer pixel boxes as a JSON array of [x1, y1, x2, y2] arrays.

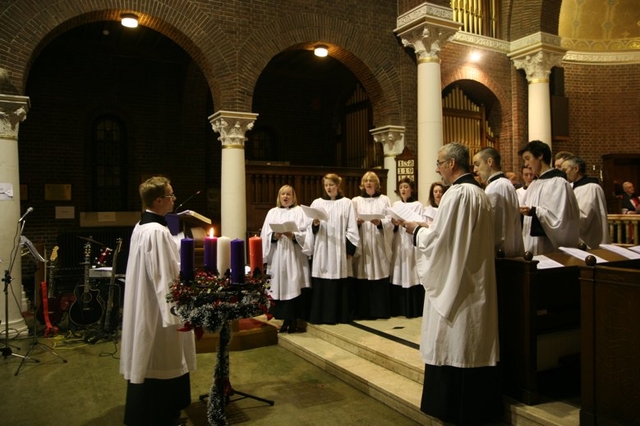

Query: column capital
[[395, 3, 459, 63], [0, 94, 30, 139], [208, 110, 259, 148], [370, 125, 405, 157], [509, 32, 566, 82]]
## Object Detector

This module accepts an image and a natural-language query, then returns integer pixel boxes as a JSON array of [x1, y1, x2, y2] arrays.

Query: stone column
[[371, 125, 405, 202], [0, 94, 29, 339], [510, 33, 566, 148], [395, 3, 458, 202], [209, 110, 258, 241]]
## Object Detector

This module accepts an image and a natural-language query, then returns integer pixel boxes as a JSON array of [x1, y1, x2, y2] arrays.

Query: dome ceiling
[[559, 0, 640, 51]]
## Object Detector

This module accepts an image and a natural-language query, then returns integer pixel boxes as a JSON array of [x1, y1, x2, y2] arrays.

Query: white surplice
[[522, 169, 580, 255], [260, 205, 311, 301], [485, 174, 524, 257], [303, 197, 359, 279], [573, 178, 610, 249], [414, 178, 499, 368], [351, 194, 394, 280], [390, 200, 423, 288], [120, 220, 196, 384]]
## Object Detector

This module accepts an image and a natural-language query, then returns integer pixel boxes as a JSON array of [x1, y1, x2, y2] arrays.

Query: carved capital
[[370, 125, 405, 157], [208, 110, 259, 148], [512, 50, 565, 82], [0, 95, 30, 139], [395, 3, 459, 63]]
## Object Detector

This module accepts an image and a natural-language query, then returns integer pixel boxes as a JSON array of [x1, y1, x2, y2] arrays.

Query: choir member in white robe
[[473, 147, 525, 257], [519, 141, 580, 255], [389, 178, 425, 318], [303, 173, 359, 324], [404, 143, 503, 424], [352, 171, 394, 319], [516, 165, 535, 206], [560, 156, 610, 249], [120, 177, 196, 426], [423, 181, 445, 224], [260, 185, 311, 333]]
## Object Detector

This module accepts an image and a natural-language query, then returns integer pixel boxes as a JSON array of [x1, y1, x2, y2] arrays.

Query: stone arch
[[0, 1, 229, 107], [237, 13, 403, 125], [507, 0, 562, 40]]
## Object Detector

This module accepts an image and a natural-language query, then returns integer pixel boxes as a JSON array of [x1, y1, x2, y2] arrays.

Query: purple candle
[[204, 230, 218, 274], [180, 237, 195, 282], [230, 239, 245, 284]]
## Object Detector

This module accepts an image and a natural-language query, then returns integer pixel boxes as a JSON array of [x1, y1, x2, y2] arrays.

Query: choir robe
[[414, 174, 502, 423], [516, 186, 527, 206], [351, 192, 394, 319], [303, 196, 359, 324], [389, 199, 425, 318], [572, 176, 610, 249], [522, 168, 580, 255], [485, 172, 525, 257], [260, 205, 311, 301], [120, 212, 196, 424]]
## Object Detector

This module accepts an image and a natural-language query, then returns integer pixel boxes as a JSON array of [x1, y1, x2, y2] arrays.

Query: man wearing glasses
[[404, 143, 503, 424], [121, 176, 196, 426]]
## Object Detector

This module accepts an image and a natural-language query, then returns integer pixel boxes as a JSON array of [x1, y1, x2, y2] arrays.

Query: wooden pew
[[579, 257, 640, 425], [495, 249, 634, 405]]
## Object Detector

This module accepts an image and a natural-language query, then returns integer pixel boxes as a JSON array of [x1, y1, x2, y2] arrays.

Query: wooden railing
[[607, 214, 640, 244], [246, 164, 388, 235]]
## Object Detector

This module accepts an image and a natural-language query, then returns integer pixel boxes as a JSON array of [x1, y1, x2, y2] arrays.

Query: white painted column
[[395, 3, 458, 202], [370, 125, 405, 202], [510, 35, 566, 150], [0, 94, 29, 339], [209, 110, 258, 241]]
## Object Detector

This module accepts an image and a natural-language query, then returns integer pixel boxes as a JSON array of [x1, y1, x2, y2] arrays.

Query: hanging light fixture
[[121, 13, 139, 28], [314, 45, 328, 57]]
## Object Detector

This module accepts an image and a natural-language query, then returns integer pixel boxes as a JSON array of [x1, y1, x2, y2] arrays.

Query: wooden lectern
[[166, 210, 212, 268]]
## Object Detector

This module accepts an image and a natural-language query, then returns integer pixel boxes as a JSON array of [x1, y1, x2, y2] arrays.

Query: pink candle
[[204, 228, 217, 274], [248, 235, 263, 276]]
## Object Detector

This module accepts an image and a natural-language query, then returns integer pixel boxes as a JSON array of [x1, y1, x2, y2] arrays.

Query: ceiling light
[[314, 45, 328, 57], [121, 13, 139, 28], [469, 51, 482, 62]]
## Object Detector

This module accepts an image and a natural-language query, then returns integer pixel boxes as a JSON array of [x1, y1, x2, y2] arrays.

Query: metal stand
[[1, 221, 38, 368], [15, 253, 67, 376]]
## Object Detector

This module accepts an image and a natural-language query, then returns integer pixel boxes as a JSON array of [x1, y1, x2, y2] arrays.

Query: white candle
[[217, 236, 231, 276]]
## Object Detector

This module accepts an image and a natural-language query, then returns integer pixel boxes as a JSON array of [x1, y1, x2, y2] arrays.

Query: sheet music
[[358, 213, 386, 221], [300, 205, 329, 221], [599, 244, 640, 259], [629, 245, 640, 254], [559, 246, 607, 264], [269, 221, 299, 233], [384, 205, 424, 222], [532, 255, 565, 269]]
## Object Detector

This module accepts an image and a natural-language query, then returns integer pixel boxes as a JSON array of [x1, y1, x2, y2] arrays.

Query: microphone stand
[[1, 220, 38, 368]]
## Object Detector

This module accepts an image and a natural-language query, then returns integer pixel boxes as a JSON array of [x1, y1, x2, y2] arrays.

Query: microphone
[[175, 190, 202, 212], [18, 207, 34, 222]]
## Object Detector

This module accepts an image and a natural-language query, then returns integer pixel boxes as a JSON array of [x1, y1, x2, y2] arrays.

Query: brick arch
[[236, 13, 402, 125], [507, 0, 562, 40], [0, 0, 228, 105]]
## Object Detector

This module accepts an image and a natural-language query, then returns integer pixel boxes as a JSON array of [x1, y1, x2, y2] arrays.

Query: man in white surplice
[[518, 140, 580, 255], [560, 155, 610, 249], [472, 146, 525, 257], [404, 143, 503, 424]]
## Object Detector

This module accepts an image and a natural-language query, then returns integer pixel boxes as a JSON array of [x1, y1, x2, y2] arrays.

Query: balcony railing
[[607, 214, 639, 244]]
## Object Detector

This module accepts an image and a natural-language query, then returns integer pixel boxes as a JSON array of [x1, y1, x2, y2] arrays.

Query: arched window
[[92, 115, 127, 211]]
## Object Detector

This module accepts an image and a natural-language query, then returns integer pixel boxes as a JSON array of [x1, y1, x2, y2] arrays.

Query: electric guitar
[[69, 242, 105, 326], [103, 238, 122, 333], [36, 246, 63, 327]]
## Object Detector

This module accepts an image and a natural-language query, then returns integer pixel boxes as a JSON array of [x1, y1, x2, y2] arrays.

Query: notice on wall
[[55, 206, 75, 219], [0, 183, 14, 200]]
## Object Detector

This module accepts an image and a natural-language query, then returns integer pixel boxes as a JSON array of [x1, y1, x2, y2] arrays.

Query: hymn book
[[300, 205, 329, 221], [269, 221, 299, 233]]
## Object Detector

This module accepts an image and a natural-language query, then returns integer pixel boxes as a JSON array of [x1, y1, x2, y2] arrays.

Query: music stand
[[15, 237, 67, 376], [2, 224, 40, 367]]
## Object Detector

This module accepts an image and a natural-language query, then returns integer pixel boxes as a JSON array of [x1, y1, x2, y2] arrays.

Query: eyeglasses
[[435, 159, 450, 168], [164, 194, 176, 200]]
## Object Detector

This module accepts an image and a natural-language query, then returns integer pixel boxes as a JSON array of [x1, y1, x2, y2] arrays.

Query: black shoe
[[288, 319, 297, 334], [279, 320, 289, 333]]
